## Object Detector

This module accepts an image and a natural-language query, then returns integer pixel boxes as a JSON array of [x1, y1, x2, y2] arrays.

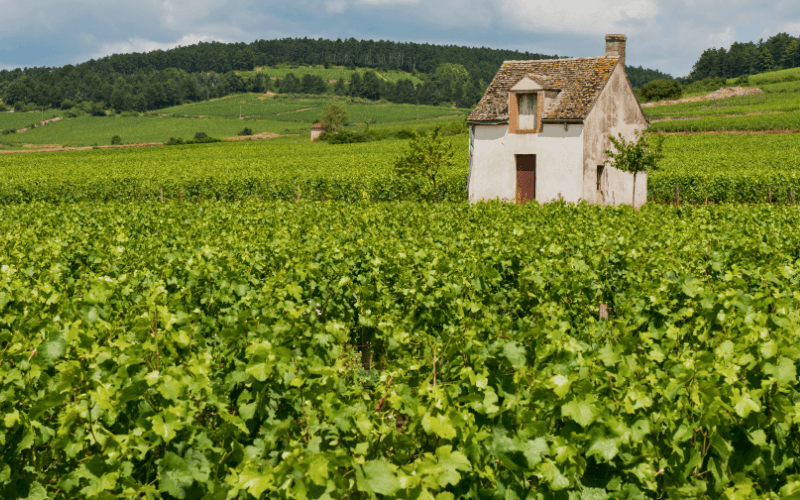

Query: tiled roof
[[468, 56, 620, 123]]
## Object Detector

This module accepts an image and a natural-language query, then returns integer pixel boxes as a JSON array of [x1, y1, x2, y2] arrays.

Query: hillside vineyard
[[1, 201, 800, 498]]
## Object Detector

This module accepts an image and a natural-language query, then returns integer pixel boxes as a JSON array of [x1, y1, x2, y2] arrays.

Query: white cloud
[[91, 34, 225, 59], [1, 0, 799, 76], [496, 0, 660, 36], [326, 0, 348, 13], [708, 27, 737, 49]]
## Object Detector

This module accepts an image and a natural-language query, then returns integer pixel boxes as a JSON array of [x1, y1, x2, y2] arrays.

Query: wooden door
[[516, 155, 536, 204]]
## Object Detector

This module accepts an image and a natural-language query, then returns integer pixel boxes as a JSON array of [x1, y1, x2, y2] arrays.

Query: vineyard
[[239, 65, 424, 85], [156, 94, 467, 124], [0, 94, 467, 148], [649, 134, 800, 204], [1, 201, 799, 499], [0, 138, 468, 203], [649, 113, 800, 133]]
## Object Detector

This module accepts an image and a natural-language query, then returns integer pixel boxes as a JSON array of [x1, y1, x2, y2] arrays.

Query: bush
[[63, 108, 83, 118], [90, 104, 107, 117], [187, 136, 222, 144], [0, 104, 6, 112], [640, 79, 683, 102], [166, 135, 222, 146], [684, 77, 727, 95], [735, 74, 750, 85], [194, 132, 208, 140], [238, 127, 253, 136], [1, 129, 16, 135], [394, 128, 418, 140], [319, 130, 373, 144], [111, 135, 122, 145], [60, 99, 75, 110]]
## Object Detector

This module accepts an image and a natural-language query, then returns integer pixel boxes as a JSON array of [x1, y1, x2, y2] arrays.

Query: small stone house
[[310, 123, 327, 142], [467, 35, 649, 206]]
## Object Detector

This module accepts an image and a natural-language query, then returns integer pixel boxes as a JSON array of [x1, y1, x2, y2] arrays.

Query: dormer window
[[518, 94, 537, 130], [509, 74, 562, 134]]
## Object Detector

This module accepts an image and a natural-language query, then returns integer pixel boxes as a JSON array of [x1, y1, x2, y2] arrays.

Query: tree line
[[0, 65, 484, 112], [0, 36, 675, 113], [687, 32, 800, 82]]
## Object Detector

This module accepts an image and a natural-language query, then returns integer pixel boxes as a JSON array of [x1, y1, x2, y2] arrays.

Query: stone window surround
[[508, 90, 545, 134]]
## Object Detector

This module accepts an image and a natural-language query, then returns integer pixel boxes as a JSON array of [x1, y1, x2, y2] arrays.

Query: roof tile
[[469, 56, 619, 123]]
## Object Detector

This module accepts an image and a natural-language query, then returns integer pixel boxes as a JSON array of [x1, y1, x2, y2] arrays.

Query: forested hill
[[76, 38, 559, 88], [0, 37, 672, 113], [687, 32, 800, 82]]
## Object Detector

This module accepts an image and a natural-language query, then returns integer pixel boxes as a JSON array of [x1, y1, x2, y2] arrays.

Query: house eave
[[467, 120, 509, 125], [541, 118, 584, 124]]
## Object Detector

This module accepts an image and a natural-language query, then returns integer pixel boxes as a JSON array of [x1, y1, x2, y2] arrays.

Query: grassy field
[[158, 93, 467, 123], [644, 68, 800, 132], [0, 94, 468, 147], [726, 67, 800, 86], [239, 64, 424, 85], [0, 115, 301, 147], [0, 109, 63, 131]]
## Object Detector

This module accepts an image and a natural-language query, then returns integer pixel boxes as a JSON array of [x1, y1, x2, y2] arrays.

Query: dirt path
[[275, 107, 313, 115], [641, 87, 764, 108]]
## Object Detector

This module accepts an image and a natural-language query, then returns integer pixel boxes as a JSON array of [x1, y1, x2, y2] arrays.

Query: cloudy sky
[[1, 0, 799, 77]]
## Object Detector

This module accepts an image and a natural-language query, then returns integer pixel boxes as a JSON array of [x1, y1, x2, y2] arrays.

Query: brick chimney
[[604, 34, 627, 67]]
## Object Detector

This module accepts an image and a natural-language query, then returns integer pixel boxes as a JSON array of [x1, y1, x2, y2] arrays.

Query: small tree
[[111, 135, 122, 145], [640, 79, 682, 102], [603, 131, 664, 208], [394, 127, 454, 203], [319, 101, 349, 133]]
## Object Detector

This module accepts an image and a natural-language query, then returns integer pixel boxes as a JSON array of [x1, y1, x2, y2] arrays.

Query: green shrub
[[394, 128, 417, 140], [684, 77, 727, 95], [1, 129, 16, 135], [238, 127, 254, 136], [90, 103, 107, 117], [166, 135, 222, 145], [60, 99, 76, 110], [0, 104, 7, 112], [640, 79, 683, 102], [735, 74, 750, 85], [319, 130, 373, 144], [186, 136, 222, 144], [63, 108, 83, 118], [111, 135, 122, 145], [194, 132, 208, 139]]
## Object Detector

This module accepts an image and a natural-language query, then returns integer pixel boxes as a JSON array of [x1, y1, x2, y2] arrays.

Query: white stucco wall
[[582, 63, 650, 208], [469, 123, 585, 203]]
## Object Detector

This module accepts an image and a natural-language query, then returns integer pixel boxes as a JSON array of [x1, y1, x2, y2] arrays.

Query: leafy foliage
[[318, 101, 349, 132], [0, 137, 468, 203], [394, 127, 455, 202], [640, 80, 683, 102], [1, 201, 799, 498], [649, 134, 800, 204], [604, 131, 664, 206]]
